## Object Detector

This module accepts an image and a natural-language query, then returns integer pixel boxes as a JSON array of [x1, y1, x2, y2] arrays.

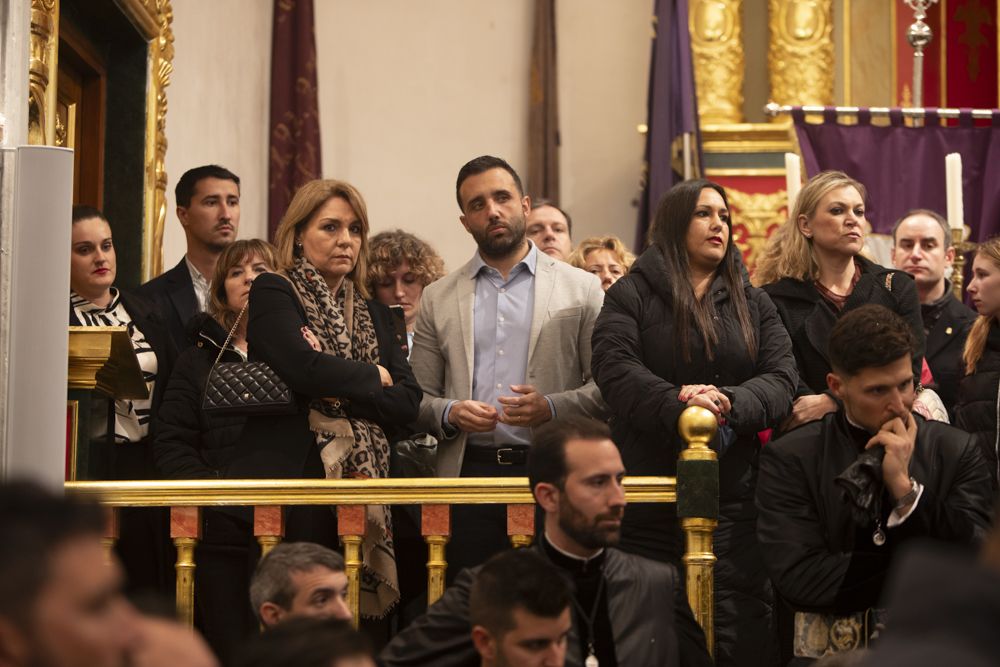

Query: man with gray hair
[[250, 542, 351, 629], [891, 208, 975, 416]]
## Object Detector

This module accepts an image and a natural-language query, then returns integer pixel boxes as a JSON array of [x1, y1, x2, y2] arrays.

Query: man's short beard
[[557, 494, 621, 550], [474, 215, 527, 259]]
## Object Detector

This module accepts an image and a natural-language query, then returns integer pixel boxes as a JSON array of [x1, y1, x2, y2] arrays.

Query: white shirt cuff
[[887, 482, 925, 528]]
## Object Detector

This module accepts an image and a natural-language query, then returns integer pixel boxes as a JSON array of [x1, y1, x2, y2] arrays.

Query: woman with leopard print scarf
[[228, 180, 422, 618]]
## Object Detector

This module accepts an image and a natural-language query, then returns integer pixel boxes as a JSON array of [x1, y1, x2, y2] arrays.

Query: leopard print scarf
[[286, 256, 398, 617]]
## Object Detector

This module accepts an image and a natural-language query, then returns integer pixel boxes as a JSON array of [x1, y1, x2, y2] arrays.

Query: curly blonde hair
[[753, 170, 867, 286], [366, 230, 445, 294], [567, 236, 636, 272]]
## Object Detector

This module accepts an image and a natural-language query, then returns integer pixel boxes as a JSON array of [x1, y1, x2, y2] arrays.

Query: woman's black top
[[955, 320, 1000, 484], [227, 273, 422, 480], [761, 255, 925, 397]]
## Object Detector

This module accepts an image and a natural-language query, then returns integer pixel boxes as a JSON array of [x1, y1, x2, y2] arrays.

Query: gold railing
[[65, 407, 719, 652]]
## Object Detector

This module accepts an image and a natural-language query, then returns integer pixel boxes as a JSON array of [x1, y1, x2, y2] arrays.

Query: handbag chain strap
[[209, 301, 249, 370]]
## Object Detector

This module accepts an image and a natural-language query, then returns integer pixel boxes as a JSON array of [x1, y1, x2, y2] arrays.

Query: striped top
[[71, 288, 158, 443]]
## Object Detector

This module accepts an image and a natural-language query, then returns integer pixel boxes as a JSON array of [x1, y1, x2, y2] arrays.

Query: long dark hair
[[649, 179, 757, 362]]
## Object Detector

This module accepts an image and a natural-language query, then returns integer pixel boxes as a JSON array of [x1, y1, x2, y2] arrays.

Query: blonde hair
[[753, 170, 867, 286], [567, 236, 636, 272], [208, 239, 280, 332], [272, 179, 372, 299], [963, 237, 1000, 373], [366, 230, 446, 294]]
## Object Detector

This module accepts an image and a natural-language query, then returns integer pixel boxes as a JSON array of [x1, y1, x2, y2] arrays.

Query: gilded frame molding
[[28, 0, 174, 280]]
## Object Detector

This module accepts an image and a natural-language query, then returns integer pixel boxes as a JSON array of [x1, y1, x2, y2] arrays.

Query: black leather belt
[[464, 445, 529, 466]]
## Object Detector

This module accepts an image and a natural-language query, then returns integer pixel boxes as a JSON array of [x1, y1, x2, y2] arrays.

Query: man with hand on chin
[[410, 156, 608, 574], [757, 304, 992, 664]]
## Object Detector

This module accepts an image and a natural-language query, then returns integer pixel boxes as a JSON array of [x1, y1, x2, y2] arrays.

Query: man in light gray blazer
[[409, 155, 608, 573]]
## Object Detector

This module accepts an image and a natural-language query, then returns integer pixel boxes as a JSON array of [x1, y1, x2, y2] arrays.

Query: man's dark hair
[[828, 304, 918, 376], [530, 198, 573, 236], [234, 617, 371, 667], [455, 155, 523, 211], [528, 416, 612, 492], [891, 208, 951, 248], [72, 205, 107, 224], [250, 542, 346, 621], [174, 164, 240, 207], [0, 481, 105, 625], [468, 549, 570, 638]]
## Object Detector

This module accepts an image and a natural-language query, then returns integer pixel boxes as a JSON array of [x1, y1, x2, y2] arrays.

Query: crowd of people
[[32, 154, 1000, 666]]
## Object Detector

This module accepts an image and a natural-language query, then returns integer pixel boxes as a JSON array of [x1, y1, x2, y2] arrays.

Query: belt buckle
[[496, 447, 514, 465]]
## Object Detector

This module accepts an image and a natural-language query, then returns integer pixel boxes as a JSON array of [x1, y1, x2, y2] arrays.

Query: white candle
[[785, 152, 802, 214], [945, 153, 964, 231]]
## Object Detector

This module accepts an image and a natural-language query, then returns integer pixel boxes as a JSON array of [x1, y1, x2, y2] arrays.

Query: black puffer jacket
[[591, 246, 797, 667], [955, 320, 1000, 485], [153, 313, 247, 479], [761, 256, 925, 396]]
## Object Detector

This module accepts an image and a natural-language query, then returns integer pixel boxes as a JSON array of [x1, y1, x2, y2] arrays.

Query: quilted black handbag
[[202, 302, 296, 417]]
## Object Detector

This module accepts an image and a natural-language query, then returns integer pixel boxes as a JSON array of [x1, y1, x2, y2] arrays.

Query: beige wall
[[162, 0, 650, 273], [162, 0, 272, 269]]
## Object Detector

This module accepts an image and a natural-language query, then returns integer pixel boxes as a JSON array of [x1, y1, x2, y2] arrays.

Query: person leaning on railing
[[69, 205, 177, 595], [151, 238, 280, 662], [589, 179, 797, 667], [228, 180, 422, 619], [753, 170, 926, 433]]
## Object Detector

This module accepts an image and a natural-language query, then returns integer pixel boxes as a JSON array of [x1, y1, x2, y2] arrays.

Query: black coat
[[954, 320, 1000, 484], [136, 258, 200, 353], [591, 246, 797, 667], [378, 543, 712, 667], [757, 412, 992, 615], [761, 256, 925, 397], [924, 291, 975, 416], [228, 273, 422, 480], [153, 313, 247, 479]]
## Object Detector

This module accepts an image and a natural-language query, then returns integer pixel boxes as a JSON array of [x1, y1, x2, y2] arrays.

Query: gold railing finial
[[678, 406, 719, 457]]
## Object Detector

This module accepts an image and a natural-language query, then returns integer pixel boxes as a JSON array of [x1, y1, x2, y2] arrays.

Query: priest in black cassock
[[756, 304, 993, 666]]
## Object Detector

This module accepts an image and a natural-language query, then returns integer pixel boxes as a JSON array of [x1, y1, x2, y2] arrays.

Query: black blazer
[[227, 273, 422, 479], [136, 258, 200, 352], [762, 256, 926, 397], [925, 292, 975, 416]]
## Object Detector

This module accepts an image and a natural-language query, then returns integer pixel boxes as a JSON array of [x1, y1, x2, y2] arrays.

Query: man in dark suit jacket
[[138, 164, 241, 349], [379, 417, 712, 667], [891, 209, 975, 417]]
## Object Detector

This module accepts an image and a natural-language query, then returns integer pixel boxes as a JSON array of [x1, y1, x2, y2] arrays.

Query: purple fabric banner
[[793, 107, 1000, 241], [637, 0, 701, 250]]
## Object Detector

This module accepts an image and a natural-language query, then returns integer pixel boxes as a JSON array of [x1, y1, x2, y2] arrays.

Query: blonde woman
[[229, 180, 422, 618], [568, 235, 636, 291], [755, 171, 925, 430], [955, 237, 1000, 485]]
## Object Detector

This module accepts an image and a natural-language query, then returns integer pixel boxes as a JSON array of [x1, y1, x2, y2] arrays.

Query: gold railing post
[[254, 506, 285, 558], [506, 504, 535, 548], [421, 504, 450, 606], [101, 507, 119, 564], [677, 406, 719, 656], [337, 505, 366, 627], [170, 506, 201, 627]]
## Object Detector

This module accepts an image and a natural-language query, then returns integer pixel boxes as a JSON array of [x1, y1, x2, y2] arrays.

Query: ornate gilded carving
[[142, 0, 175, 280], [28, 0, 59, 145], [689, 0, 745, 124], [768, 0, 834, 108], [726, 188, 788, 271]]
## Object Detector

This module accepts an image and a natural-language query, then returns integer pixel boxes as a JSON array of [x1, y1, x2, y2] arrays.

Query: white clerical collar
[[544, 533, 604, 563]]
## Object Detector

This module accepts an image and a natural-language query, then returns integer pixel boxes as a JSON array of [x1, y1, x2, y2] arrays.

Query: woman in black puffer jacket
[[591, 179, 797, 667], [153, 238, 280, 664], [955, 236, 1000, 488]]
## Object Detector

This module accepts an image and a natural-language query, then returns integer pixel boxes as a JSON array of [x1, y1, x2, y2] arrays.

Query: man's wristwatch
[[895, 477, 919, 509]]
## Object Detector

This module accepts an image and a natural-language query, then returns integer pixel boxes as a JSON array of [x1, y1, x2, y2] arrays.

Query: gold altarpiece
[[28, 0, 174, 281], [688, 0, 838, 270]]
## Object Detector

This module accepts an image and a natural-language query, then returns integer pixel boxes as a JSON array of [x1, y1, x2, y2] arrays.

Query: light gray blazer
[[410, 250, 610, 477]]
